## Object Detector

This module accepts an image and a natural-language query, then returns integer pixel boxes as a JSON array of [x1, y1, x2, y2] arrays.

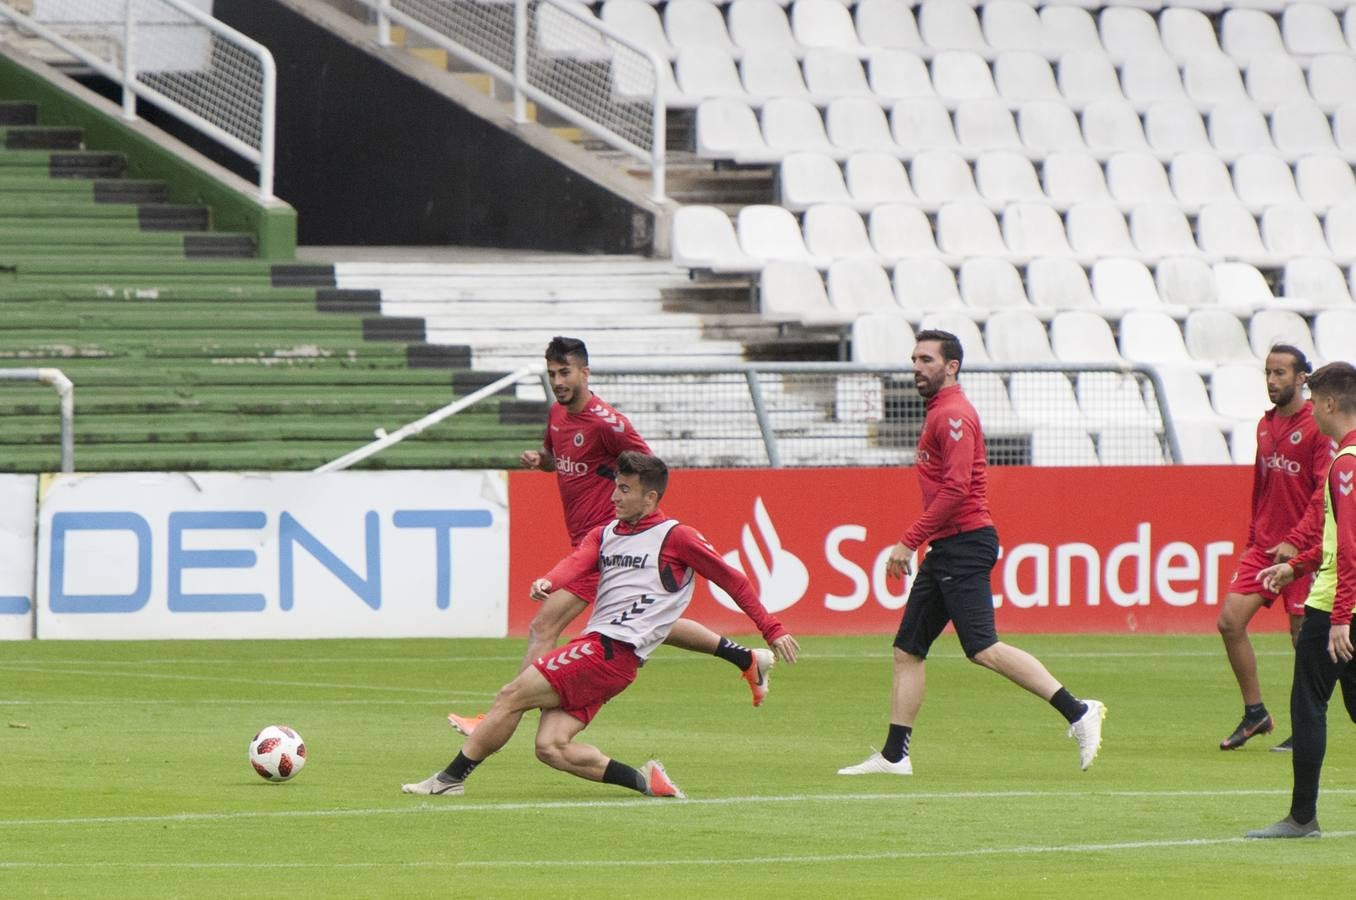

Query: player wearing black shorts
[[837, 330, 1106, 776]]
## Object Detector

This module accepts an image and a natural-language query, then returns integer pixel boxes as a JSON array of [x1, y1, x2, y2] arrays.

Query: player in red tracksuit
[[447, 337, 787, 737], [1218, 345, 1333, 751], [403, 451, 800, 798], [838, 329, 1105, 777]]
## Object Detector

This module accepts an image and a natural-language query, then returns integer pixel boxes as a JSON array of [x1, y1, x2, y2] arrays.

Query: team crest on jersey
[[573, 432, 585, 447], [1290, 431, 1303, 444]]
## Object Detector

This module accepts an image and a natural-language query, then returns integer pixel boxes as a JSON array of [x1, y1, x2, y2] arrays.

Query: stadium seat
[[1001, 202, 1080, 260], [1057, 51, 1124, 110], [672, 205, 762, 272], [985, 308, 1056, 362], [975, 151, 1045, 205], [1082, 98, 1152, 157], [1067, 203, 1141, 259], [1298, 155, 1356, 210], [868, 50, 936, 101], [917, 310, 991, 360], [853, 0, 924, 52], [1099, 7, 1166, 65], [1324, 202, 1356, 261], [1098, 427, 1167, 465], [1027, 258, 1097, 310], [890, 99, 962, 155], [728, 0, 800, 57], [932, 51, 999, 103], [981, 1, 1044, 55], [1184, 308, 1257, 364], [1231, 420, 1258, 465], [1010, 372, 1087, 427], [1041, 6, 1103, 61], [1282, 257, 1352, 307], [896, 260, 967, 319], [910, 150, 983, 207], [961, 372, 1025, 435], [779, 152, 854, 212], [954, 99, 1024, 154], [695, 99, 779, 163], [1143, 101, 1212, 156], [1017, 100, 1087, 156], [1335, 104, 1356, 156], [917, 0, 989, 55], [1122, 55, 1190, 109], [1078, 371, 1161, 430], [1210, 362, 1270, 424], [762, 97, 840, 159], [1050, 310, 1124, 364], [1209, 102, 1277, 158], [675, 47, 746, 102], [804, 204, 880, 261], [1308, 55, 1356, 110], [1232, 153, 1302, 207], [758, 261, 854, 325], [1042, 151, 1114, 207], [1248, 308, 1318, 360], [1030, 427, 1101, 466], [1313, 308, 1356, 364], [846, 153, 917, 208], [1270, 102, 1340, 157], [870, 204, 946, 261], [1281, 3, 1348, 56], [1107, 153, 1176, 207], [826, 259, 900, 316], [1119, 309, 1202, 371], [1173, 421, 1233, 464], [737, 205, 828, 268], [742, 48, 812, 102], [1182, 54, 1250, 109], [1155, 365, 1231, 429], [1156, 256, 1219, 308], [1169, 152, 1239, 212], [1221, 8, 1287, 65], [850, 311, 915, 363], [995, 52, 1062, 104], [1161, 7, 1226, 63], [602, 0, 677, 60], [805, 49, 874, 99], [665, 0, 740, 58], [792, 0, 868, 57], [826, 98, 899, 155], [959, 257, 1032, 310], [1262, 205, 1332, 259], [1243, 54, 1314, 113], [936, 202, 1010, 258], [1091, 257, 1165, 310], [1213, 261, 1277, 312]]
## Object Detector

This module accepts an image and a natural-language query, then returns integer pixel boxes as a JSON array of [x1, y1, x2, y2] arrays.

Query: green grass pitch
[[2, 633, 1351, 898]]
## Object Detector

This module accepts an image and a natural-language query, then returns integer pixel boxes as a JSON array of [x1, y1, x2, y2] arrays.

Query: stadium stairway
[[0, 99, 544, 473]]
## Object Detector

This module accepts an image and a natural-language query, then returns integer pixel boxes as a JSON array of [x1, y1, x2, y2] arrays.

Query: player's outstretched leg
[[665, 619, 775, 706]]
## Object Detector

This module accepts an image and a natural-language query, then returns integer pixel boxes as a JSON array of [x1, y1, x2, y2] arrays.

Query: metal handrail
[[0, 368, 73, 472], [0, 0, 276, 199], [361, 0, 667, 202]]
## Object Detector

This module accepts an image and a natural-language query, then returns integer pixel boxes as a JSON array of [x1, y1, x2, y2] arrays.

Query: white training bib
[[586, 519, 694, 659]]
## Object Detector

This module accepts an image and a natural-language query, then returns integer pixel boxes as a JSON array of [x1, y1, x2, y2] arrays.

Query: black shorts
[[894, 526, 1000, 659]]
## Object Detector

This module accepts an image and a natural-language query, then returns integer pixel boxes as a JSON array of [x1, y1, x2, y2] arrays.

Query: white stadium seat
[[1002, 202, 1079, 260], [846, 153, 917, 208], [1058, 51, 1124, 110], [1261, 205, 1331, 259], [1098, 428, 1167, 465], [869, 50, 936, 101], [1248, 307, 1318, 360], [1196, 201, 1272, 263], [1173, 421, 1233, 464], [1298, 155, 1356, 210], [870, 204, 945, 261], [976, 151, 1045, 205], [1050, 310, 1125, 364], [1161, 7, 1226, 63], [851, 311, 915, 363], [981, 1, 1044, 55], [1010, 372, 1087, 426], [1184, 308, 1257, 364], [953, 100, 1024, 154], [1143, 101, 1212, 156], [758, 261, 854, 325], [803, 204, 880, 261], [936, 201, 1009, 258], [890, 99, 962, 154], [826, 97, 899, 155], [1221, 8, 1286, 65], [1107, 152, 1176, 207], [1232, 153, 1302, 207], [1281, 3, 1348, 56], [1130, 203, 1203, 258], [1122, 54, 1190, 109], [741, 48, 812, 102], [779, 152, 854, 212], [804, 49, 874, 99], [854, 0, 924, 52], [1043, 151, 1114, 207], [896, 260, 967, 318], [1027, 258, 1097, 310], [1079, 372, 1161, 430], [1210, 362, 1270, 424], [1313, 309, 1356, 364], [1243, 54, 1313, 112], [1091, 257, 1164, 309], [917, 310, 991, 361], [672, 205, 762, 273], [1156, 366, 1231, 429], [1209, 102, 1277, 158], [918, 0, 990, 54], [1118, 309, 1200, 369], [695, 99, 778, 163], [958, 257, 1032, 310], [1067, 203, 1140, 258], [1017, 100, 1087, 156], [1030, 428, 1101, 466], [1042, 7, 1104, 61], [1182, 54, 1250, 109], [602, 0, 677, 60], [910, 150, 983, 207], [737, 204, 827, 267], [666, 0, 740, 58], [1282, 257, 1352, 308], [985, 308, 1056, 362], [1213, 261, 1277, 313], [932, 50, 999, 102], [826, 259, 900, 316], [1082, 98, 1152, 157], [1169, 152, 1239, 211], [1155, 256, 1219, 308], [728, 0, 800, 57], [1308, 55, 1356, 110], [791, 0, 868, 56], [675, 48, 746, 103], [1270, 102, 1339, 157], [1099, 7, 1166, 64], [762, 97, 840, 158]]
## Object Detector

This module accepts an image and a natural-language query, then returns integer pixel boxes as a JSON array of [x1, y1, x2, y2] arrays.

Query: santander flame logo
[[708, 497, 808, 614]]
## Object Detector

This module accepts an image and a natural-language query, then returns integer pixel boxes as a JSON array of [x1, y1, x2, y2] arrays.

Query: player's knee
[[968, 643, 1000, 668], [534, 737, 567, 769], [1217, 610, 1244, 637]]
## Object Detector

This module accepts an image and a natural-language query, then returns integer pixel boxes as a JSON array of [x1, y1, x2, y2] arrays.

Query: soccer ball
[[248, 724, 307, 782]]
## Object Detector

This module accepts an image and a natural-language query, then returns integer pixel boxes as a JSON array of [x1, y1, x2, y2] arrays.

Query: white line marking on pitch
[[3, 788, 1354, 829], [2, 830, 1353, 870]]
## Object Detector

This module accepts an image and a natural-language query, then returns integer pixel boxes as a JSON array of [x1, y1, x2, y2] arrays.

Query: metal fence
[[0, 0, 276, 198], [0, 368, 73, 472], [355, 0, 666, 201]]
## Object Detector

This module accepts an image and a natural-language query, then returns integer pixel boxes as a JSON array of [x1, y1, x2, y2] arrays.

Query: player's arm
[[670, 525, 798, 662], [900, 416, 975, 552], [1245, 440, 1264, 547], [521, 424, 556, 472], [1278, 481, 1326, 560], [532, 526, 604, 600], [1327, 455, 1356, 662]]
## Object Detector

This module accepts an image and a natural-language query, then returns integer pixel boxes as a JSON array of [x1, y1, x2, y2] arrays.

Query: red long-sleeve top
[[1288, 430, 1356, 625], [902, 383, 994, 550]]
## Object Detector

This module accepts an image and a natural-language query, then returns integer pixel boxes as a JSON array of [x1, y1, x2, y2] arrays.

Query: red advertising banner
[[508, 466, 1268, 636]]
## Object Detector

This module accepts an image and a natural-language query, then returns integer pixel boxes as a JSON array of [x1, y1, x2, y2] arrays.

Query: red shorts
[[1229, 544, 1313, 616], [561, 570, 599, 604], [533, 632, 639, 725]]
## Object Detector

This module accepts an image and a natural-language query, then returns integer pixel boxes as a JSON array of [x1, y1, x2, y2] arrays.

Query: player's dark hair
[[1307, 362, 1356, 413], [617, 450, 668, 499], [545, 336, 589, 367], [914, 329, 964, 371], [1268, 343, 1312, 375]]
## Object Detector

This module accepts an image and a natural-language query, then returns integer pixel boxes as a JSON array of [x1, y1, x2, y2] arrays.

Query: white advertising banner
[[0, 476, 38, 640], [35, 471, 509, 639]]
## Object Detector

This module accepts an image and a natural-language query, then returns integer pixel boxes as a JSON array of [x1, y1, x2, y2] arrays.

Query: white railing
[[0, 368, 73, 472], [359, 0, 666, 203], [0, 0, 276, 199]]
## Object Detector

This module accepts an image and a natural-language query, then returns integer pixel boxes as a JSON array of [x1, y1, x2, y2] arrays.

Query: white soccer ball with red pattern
[[248, 725, 307, 782]]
